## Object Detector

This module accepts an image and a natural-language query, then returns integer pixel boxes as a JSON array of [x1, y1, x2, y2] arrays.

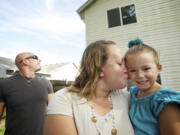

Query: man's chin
[[35, 67, 41, 72]]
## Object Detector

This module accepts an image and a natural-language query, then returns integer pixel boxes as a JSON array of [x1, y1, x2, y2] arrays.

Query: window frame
[[107, 4, 137, 28], [121, 4, 137, 25]]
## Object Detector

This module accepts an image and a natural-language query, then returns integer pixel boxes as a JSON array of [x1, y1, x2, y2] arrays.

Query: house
[[77, 0, 180, 90], [40, 62, 79, 91], [0, 56, 17, 78], [40, 62, 79, 81]]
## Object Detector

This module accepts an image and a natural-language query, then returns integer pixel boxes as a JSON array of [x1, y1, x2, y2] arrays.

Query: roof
[[40, 62, 80, 81], [77, 0, 95, 20], [0, 56, 17, 71]]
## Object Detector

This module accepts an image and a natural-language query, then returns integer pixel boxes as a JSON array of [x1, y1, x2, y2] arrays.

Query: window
[[121, 4, 137, 25], [107, 4, 137, 28], [6, 70, 14, 75], [107, 8, 121, 28]]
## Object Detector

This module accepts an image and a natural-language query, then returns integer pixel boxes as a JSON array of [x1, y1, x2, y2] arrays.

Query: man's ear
[[21, 59, 28, 66]]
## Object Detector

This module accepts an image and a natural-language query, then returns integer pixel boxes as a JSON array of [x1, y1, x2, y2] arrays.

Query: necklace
[[19, 73, 34, 83], [25, 77, 33, 83], [21, 75, 34, 83], [89, 96, 117, 135]]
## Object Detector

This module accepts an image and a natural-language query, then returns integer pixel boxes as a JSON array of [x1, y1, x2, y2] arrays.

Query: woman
[[43, 40, 134, 135]]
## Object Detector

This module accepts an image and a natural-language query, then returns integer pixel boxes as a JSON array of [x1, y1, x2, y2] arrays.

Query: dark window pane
[[121, 4, 137, 25], [157, 74, 162, 84], [107, 8, 121, 28]]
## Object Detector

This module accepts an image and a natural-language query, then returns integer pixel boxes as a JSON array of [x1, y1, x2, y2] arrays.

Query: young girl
[[125, 38, 180, 135]]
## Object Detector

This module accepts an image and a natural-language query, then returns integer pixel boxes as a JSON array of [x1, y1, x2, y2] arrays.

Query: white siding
[[83, 0, 180, 90], [0, 67, 6, 78]]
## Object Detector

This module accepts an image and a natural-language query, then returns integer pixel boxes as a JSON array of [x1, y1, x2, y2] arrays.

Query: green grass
[[0, 129, 5, 135]]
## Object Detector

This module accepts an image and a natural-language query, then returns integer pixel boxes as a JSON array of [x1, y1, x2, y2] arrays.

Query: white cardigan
[[47, 88, 134, 135]]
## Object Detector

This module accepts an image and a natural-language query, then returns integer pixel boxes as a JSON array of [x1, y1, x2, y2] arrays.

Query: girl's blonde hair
[[125, 39, 160, 66], [67, 40, 116, 98]]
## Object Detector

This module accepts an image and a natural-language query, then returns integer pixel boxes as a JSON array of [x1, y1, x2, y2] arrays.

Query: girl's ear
[[158, 64, 162, 72]]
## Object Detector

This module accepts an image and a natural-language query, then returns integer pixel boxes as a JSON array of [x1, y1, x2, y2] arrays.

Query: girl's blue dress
[[129, 86, 180, 135]]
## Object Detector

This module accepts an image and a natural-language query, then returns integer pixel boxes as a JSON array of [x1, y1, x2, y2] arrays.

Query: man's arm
[[45, 79, 54, 105], [159, 103, 180, 135], [47, 93, 53, 105], [0, 102, 5, 119]]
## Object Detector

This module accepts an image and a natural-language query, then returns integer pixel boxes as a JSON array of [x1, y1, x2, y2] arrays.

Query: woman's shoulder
[[47, 88, 81, 116], [48, 88, 71, 105], [111, 88, 130, 102], [54, 87, 69, 96], [112, 88, 130, 97], [54, 88, 80, 101], [54, 88, 87, 104]]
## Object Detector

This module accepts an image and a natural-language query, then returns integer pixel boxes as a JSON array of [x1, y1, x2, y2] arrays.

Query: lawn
[[0, 129, 4, 135]]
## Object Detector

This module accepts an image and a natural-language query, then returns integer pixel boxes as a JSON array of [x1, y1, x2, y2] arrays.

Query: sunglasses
[[25, 55, 38, 60], [19, 55, 38, 63]]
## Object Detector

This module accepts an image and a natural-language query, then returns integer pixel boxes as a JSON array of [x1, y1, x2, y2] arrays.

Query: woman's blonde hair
[[68, 40, 116, 98]]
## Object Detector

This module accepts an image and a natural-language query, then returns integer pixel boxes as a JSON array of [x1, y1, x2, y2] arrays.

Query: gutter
[[77, 0, 95, 20]]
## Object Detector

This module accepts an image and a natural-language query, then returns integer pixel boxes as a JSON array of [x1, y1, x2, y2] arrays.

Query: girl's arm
[[43, 114, 78, 135], [159, 103, 180, 135]]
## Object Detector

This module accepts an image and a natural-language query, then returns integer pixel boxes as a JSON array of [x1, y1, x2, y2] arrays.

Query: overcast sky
[[0, 0, 87, 65]]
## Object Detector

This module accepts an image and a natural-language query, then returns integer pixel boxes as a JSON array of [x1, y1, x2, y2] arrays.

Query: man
[[0, 52, 53, 135]]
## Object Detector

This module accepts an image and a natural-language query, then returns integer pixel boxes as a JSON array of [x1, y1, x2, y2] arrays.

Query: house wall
[[0, 67, 6, 78], [83, 0, 180, 90]]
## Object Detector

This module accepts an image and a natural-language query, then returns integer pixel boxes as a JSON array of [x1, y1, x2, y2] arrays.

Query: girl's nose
[[137, 70, 144, 78]]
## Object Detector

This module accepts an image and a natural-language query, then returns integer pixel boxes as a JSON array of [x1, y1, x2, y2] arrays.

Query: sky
[[0, 0, 87, 65]]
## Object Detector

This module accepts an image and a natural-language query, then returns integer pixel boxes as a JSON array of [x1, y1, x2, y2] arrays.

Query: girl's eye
[[144, 67, 150, 71], [129, 69, 136, 72]]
